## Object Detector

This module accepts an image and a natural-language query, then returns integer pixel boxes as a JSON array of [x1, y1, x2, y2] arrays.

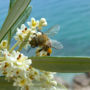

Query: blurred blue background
[[0, 0, 90, 83]]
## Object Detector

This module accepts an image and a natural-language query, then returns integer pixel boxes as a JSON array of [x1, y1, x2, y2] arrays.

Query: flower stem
[[9, 41, 20, 53], [17, 31, 30, 52], [7, 30, 11, 50]]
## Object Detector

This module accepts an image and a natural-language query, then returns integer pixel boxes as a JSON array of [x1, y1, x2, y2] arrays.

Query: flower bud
[[42, 22, 47, 26], [50, 81, 57, 86], [40, 18, 46, 23]]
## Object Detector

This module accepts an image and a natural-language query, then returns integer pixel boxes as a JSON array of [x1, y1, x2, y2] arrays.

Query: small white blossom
[[27, 17, 39, 30], [38, 18, 47, 30], [0, 40, 8, 49], [14, 24, 30, 42]]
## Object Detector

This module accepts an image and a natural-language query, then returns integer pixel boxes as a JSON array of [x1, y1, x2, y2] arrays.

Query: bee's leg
[[36, 47, 43, 56], [38, 48, 43, 52]]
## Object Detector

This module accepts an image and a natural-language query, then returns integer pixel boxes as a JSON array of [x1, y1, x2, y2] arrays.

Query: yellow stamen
[[20, 79, 26, 86], [19, 35, 23, 41], [32, 20, 37, 27], [0, 57, 5, 60]]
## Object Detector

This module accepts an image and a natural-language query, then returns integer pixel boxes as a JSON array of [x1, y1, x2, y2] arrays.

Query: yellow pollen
[[29, 75, 34, 80], [2, 42, 7, 46], [19, 35, 23, 41], [42, 53, 46, 56], [4, 62, 9, 68], [32, 20, 37, 27], [20, 79, 26, 86], [16, 70, 20, 74], [3, 71, 7, 75], [34, 71, 38, 75]]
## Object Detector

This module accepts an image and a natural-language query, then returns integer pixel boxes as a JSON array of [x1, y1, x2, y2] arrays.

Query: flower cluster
[[0, 18, 60, 90], [27, 17, 47, 30], [15, 17, 47, 43], [14, 18, 48, 51], [0, 50, 57, 90]]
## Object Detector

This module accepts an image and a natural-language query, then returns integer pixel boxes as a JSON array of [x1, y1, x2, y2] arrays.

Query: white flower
[[40, 18, 47, 26], [0, 40, 8, 49], [40, 18, 46, 23], [13, 77, 33, 87], [40, 71, 56, 81], [0, 49, 58, 90], [27, 17, 39, 30], [38, 18, 47, 30], [14, 24, 30, 41], [1, 49, 32, 75]]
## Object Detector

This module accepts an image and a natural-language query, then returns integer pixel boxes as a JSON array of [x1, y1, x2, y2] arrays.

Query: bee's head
[[29, 37, 38, 48]]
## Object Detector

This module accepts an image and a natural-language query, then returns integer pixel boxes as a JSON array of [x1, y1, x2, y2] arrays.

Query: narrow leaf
[[0, 76, 17, 89], [9, 0, 16, 9], [7, 0, 16, 50], [7, 30, 11, 50], [7, 1, 32, 49], [11, 6, 32, 37], [0, 0, 31, 42], [31, 56, 90, 73]]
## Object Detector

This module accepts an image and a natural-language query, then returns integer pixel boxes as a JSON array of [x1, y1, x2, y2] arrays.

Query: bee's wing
[[45, 25, 60, 37], [50, 39, 63, 49], [27, 47, 32, 53]]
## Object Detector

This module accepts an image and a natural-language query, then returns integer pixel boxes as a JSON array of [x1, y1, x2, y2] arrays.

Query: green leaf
[[9, 0, 32, 37], [31, 56, 90, 73], [7, 1, 32, 50], [7, 30, 11, 50], [7, 0, 16, 50], [0, 76, 18, 90], [0, 0, 31, 42], [0, 77, 65, 90], [9, 0, 16, 9], [11, 6, 32, 37]]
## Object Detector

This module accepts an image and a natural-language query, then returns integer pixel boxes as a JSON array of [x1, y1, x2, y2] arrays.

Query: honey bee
[[29, 25, 63, 56], [29, 33, 49, 48]]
